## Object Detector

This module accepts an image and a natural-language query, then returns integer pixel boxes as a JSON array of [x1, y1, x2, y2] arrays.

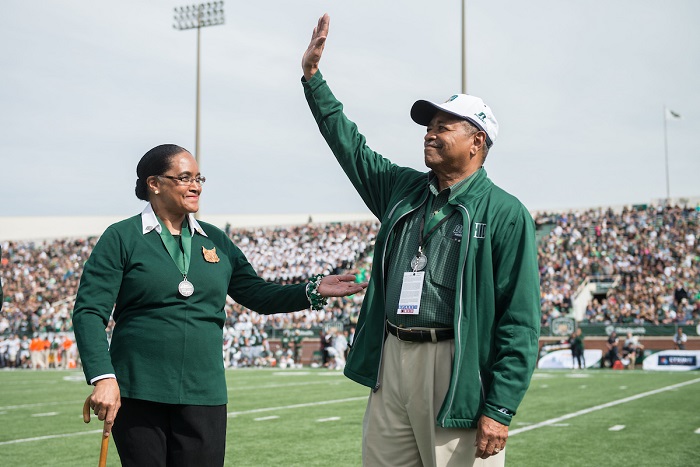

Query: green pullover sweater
[[73, 213, 309, 405]]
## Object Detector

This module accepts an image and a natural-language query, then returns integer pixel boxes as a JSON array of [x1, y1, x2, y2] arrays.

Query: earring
[[155, 190, 159, 195]]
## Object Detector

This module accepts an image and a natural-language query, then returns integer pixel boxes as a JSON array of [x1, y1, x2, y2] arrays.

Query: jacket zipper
[[438, 204, 482, 425], [372, 192, 429, 392]]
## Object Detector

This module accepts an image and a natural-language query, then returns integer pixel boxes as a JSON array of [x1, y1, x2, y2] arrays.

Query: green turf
[[0, 369, 698, 466]]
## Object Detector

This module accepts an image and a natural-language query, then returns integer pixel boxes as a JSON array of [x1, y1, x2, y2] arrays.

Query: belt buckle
[[391, 323, 407, 342], [396, 326, 407, 342]]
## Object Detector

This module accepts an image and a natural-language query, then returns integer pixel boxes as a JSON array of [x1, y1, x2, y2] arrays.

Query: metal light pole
[[663, 105, 670, 202], [461, 0, 467, 94], [173, 2, 225, 169]]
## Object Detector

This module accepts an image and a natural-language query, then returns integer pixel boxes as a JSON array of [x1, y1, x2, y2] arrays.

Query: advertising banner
[[537, 348, 603, 369], [642, 350, 700, 371]]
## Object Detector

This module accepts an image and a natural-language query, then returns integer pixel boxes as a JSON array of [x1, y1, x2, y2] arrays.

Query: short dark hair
[[135, 144, 189, 201], [461, 121, 490, 159]]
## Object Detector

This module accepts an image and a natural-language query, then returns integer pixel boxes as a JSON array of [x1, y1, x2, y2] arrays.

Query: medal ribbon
[[157, 216, 192, 277]]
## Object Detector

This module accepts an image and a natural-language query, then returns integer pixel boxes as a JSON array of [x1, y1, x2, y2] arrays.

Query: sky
[[1, 0, 699, 220]]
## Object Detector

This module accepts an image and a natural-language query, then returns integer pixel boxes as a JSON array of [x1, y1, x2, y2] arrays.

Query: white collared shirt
[[141, 203, 208, 238]]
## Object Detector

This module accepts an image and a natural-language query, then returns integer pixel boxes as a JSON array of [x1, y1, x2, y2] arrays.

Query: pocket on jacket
[[427, 236, 458, 291]]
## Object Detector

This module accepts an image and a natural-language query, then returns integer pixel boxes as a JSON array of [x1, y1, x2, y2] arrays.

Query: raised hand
[[302, 13, 330, 81]]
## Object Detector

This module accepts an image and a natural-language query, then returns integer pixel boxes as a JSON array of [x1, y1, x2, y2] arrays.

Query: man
[[301, 14, 540, 466], [606, 330, 620, 366], [570, 328, 585, 369], [673, 327, 687, 350]]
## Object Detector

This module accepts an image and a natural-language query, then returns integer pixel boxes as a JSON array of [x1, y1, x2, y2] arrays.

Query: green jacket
[[73, 212, 308, 405], [303, 71, 540, 428]]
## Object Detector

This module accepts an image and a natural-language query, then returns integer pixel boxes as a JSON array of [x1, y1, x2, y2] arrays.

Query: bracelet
[[306, 274, 328, 311]]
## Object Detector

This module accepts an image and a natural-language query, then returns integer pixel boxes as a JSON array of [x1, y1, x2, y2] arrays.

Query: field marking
[[229, 380, 348, 392], [254, 416, 280, 421], [0, 429, 101, 446], [609, 425, 626, 431], [228, 396, 366, 417], [694, 428, 700, 434], [510, 377, 700, 436], [31, 412, 59, 417], [317, 417, 341, 422], [0, 400, 84, 411]]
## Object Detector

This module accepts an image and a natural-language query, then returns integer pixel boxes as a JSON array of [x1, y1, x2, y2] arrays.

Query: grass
[[0, 368, 698, 466]]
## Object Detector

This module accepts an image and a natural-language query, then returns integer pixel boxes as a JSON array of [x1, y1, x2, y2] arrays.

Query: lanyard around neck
[[157, 216, 192, 276], [420, 197, 457, 248]]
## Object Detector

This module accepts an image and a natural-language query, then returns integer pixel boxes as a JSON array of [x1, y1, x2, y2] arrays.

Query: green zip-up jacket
[[73, 212, 309, 405], [303, 71, 540, 428]]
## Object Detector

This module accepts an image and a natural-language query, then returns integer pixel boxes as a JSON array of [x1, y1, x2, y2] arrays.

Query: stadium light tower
[[461, 0, 467, 94], [173, 2, 225, 170]]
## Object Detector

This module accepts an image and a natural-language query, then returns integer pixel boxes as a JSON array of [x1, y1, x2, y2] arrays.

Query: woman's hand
[[317, 274, 368, 297]]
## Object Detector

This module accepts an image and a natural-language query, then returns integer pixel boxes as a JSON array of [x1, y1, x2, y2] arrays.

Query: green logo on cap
[[446, 95, 459, 102], [475, 112, 487, 122]]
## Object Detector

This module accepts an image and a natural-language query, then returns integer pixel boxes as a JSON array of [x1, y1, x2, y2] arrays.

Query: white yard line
[[317, 417, 341, 422], [0, 400, 84, 411], [229, 380, 346, 392], [227, 396, 367, 417], [0, 429, 101, 446], [510, 377, 700, 436], [608, 425, 626, 431], [254, 416, 280, 421]]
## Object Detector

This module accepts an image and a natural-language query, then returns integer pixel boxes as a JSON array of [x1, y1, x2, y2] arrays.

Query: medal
[[410, 253, 427, 272], [156, 216, 195, 298], [178, 277, 194, 297]]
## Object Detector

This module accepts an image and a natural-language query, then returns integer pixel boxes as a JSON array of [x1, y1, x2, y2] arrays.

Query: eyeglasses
[[158, 175, 206, 185]]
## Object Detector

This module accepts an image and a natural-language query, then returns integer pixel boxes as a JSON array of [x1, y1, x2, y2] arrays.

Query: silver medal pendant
[[410, 253, 427, 272], [178, 278, 194, 297]]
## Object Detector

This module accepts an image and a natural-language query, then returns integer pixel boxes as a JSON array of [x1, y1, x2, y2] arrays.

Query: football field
[[0, 368, 698, 466]]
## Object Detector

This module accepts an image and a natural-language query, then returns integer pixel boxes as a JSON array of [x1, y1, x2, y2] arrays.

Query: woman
[[72, 144, 366, 467]]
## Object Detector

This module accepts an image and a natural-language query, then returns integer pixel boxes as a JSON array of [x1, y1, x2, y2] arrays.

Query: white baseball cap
[[410, 94, 499, 147]]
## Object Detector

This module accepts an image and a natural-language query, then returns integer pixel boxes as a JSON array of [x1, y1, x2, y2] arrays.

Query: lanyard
[[419, 197, 457, 249], [157, 217, 192, 276]]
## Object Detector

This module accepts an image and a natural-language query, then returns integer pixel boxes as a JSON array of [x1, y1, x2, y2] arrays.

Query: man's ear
[[472, 131, 487, 156]]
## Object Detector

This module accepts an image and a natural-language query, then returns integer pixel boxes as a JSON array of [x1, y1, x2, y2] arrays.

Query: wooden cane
[[83, 396, 109, 467]]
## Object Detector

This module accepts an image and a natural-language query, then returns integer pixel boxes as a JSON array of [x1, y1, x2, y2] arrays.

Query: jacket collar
[[141, 203, 208, 237]]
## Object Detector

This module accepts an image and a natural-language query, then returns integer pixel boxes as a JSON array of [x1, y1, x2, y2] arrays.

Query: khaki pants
[[363, 334, 505, 467]]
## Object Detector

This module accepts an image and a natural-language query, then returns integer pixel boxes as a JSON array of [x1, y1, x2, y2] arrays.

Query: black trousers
[[112, 398, 227, 467]]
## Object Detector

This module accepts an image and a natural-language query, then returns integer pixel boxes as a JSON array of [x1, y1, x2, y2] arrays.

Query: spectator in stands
[[302, 15, 540, 465], [73, 143, 367, 467], [673, 327, 688, 350], [674, 283, 688, 306]]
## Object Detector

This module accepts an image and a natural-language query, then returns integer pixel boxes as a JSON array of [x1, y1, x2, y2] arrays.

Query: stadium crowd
[[1, 203, 698, 369], [537, 204, 699, 326], [1, 221, 376, 368]]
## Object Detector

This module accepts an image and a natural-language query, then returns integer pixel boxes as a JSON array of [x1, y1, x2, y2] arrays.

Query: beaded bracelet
[[306, 274, 328, 311]]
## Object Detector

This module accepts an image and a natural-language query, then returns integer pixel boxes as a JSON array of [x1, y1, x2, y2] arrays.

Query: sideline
[[509, 377, 700, 436]]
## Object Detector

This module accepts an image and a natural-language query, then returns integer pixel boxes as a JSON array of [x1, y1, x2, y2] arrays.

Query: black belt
[[386, 322, 454, 343]]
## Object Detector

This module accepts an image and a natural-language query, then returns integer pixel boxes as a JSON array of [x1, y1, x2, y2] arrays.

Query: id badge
[[397, 271, 425, 315]]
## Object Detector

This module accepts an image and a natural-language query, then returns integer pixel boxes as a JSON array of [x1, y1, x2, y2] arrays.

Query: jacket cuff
[[482, 402, 514, 426], [301, 70, 325, 91]]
